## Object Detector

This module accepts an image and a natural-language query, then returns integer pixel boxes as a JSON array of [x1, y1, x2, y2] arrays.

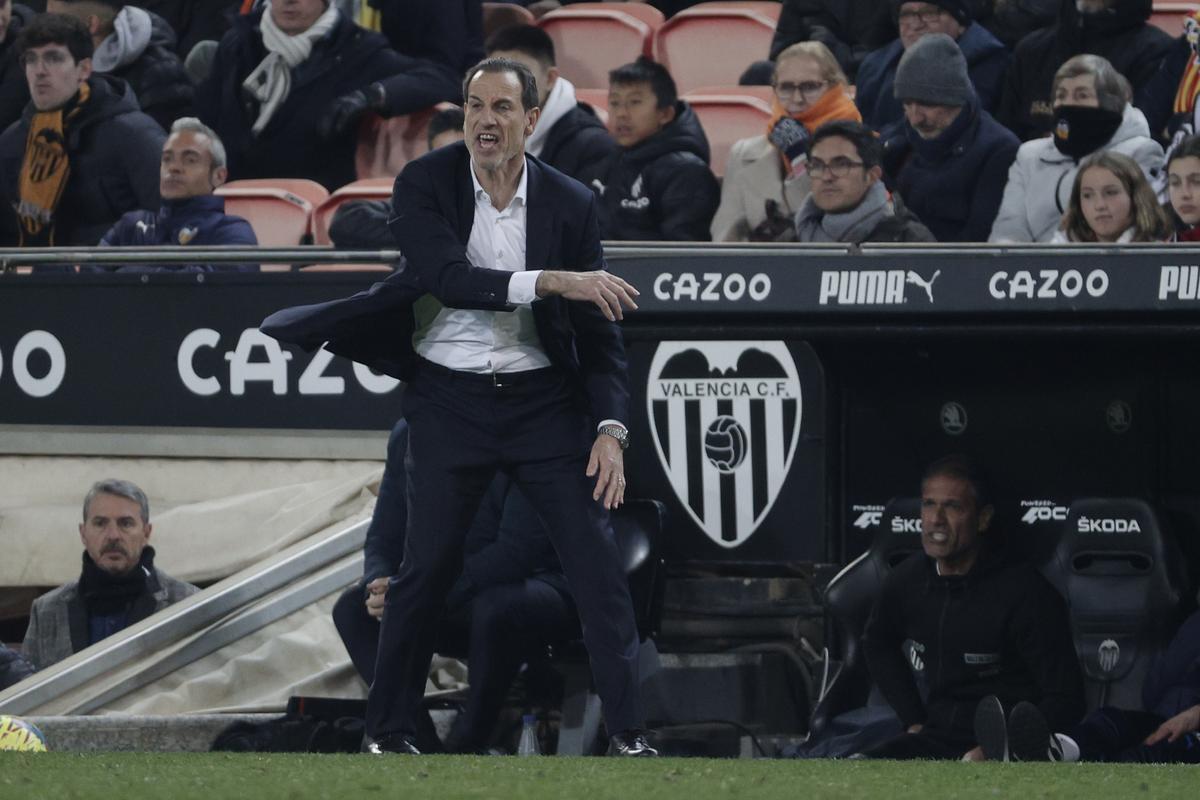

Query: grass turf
[[0, 754, 1195, 799]]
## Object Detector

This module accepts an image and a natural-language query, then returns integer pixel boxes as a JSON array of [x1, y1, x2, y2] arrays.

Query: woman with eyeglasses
[[710, 41, 860, 242]]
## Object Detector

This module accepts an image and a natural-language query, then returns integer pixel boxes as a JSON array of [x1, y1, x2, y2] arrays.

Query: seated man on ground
[[975, 606, 1200, 763], [332, 420, 578, 755], [794, 120, 934, 243], [579, 56, 720, 242], [860, 455, 1084, 760], [93, 116, 258, 271], [0, 12, 164, 249], [46, 0, 193, 131], [881, 33, 1019, 242], [22, 479, 198, 671], [484, 24, 616, 183], [854, 0, 1010, 137]]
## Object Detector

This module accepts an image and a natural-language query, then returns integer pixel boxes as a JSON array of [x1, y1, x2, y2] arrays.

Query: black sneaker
[[362, 734, 421, 755], [608, 729, 658, 757], [1007, 701, 1062, 762], [974, 695, 1008, 762]]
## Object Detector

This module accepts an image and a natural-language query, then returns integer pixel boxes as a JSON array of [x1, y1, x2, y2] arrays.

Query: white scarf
[[92, 6, 154, 73], [243, 1, 340, 136], [526, 75, 577, 157]]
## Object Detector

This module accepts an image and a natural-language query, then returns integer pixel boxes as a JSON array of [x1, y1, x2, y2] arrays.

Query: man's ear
[[546, 66, 560, 91], [79, 522, 87, 547], [76, 56, 93, 82], [143, 522, 153, 542], [211, 165, 228, 189], [978, 504, 994, 533], [525, 106, 540, 135], [866, 164, 883, 185], [656, 102, 676, 128]]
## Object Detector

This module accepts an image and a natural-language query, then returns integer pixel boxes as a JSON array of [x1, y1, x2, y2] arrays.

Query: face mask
[[1052, 105, 1123, 160]]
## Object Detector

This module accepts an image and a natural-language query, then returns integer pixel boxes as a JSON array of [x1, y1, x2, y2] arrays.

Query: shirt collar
[[469, 156, 528, 209]]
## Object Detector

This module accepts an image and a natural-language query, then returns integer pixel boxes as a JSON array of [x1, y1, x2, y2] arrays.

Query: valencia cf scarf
[[1173, 13, 1200, 119], [16, 82, 89, 246]]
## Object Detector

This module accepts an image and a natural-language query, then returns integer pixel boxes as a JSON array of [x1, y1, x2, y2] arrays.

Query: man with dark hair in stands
[[485, 24, 616, 182], [859, 455, 1084, 760], [854, 1, 1010, 137], [0, 2, 35, 132], [193, 0, 411, 191], [996, 0, 1173, 141], [46, 0, 193, 131], [882, 33, 1019, 242], [92, 116, 258, 271], [327, 105, 464, 250], [580, 56, 719, 241], [21, 479, 198, 671], [333, 420, 579, 754], [794, 120, 934, 243], [0, 12, 164, 249]]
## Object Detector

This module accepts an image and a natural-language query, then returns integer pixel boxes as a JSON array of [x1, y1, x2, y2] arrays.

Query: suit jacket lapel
[[456, 151, 476, 246], [525, 158, 553, 270]]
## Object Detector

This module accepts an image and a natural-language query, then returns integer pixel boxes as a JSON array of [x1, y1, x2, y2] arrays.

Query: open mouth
[[476, 133, 499, 148]]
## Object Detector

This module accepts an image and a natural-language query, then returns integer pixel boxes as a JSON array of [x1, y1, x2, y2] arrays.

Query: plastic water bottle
[[517, 714, 540, 756]]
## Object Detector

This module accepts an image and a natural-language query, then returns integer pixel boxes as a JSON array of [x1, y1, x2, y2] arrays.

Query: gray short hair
[[1052, 54, 1130, 114], [169, 116, 227, 170], [82, 479, 150, 524]]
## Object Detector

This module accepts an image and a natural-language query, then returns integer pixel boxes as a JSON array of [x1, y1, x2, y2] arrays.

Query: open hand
[[1144, 704, 1200, 745], [586, 433, 626, 509], [536, 270, 639, 321]]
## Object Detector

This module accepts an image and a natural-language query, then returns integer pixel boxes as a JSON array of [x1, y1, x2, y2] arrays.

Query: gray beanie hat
[[893, 33, 973, 107]]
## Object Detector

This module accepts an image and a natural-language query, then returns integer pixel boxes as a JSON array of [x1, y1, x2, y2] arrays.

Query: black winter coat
[[769, 0, 896, 81], [580, 101, 720, 241], [140, 0, 241, 58], [194, 9, 410, 190], [105, 10, 194, 132], [370, 0, 484, 115], [0, 75, 165, 247], [539, 102, 618, 183], [0, 5, 33, 134], [882, 96, 1020, 242], [863, 544, 1085, 736], [996, 0, 1174, 140], [0, 643, 33, 690]]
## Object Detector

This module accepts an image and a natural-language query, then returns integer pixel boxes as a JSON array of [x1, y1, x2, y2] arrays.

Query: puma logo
[[905, 269, 940, 303]]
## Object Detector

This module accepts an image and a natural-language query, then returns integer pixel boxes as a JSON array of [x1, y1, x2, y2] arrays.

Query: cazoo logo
[[653, 272, 772, 303], [988, 269, 1108, 300]]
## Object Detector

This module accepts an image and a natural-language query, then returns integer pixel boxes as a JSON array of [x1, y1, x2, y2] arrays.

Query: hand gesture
[[536, 270, 639, 321], [768, 117, 811, 163], [587, 433, 627, 510], [364, 576, 390, 620], [1144, 704, 1200, 746]]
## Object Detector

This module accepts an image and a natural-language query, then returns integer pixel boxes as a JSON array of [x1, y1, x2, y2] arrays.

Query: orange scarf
[[16, 82, 89, 246], [1175, 12, 1200, 116], [767, 85, 862, 173]]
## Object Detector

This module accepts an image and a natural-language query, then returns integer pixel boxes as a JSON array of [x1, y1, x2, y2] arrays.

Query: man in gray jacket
[[21, 479, 197, 671]]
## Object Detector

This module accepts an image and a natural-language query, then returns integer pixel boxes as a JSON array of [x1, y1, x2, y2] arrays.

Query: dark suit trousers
[[365, 362, 643, 741]]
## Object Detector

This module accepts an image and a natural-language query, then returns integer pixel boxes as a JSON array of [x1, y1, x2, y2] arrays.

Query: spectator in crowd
[[581, 56, 719, 241], [193, 0, 411, 191], [996, 0, 1172, 141], [46, 0, 193, 131], [794, 120, 934, 243], [0, 2, 34, 132], [21, 479, 198, 671], [769, 0, 896, 81], [327, 105, 464, 250], [485, 24, 616, 183], [977, 607, 1200, 762], [0, 13, 164, 248], [860, 455, 1085, 760], [989, 55, 1163, 243], [974, 0, 1058, 50], [711, 42, 861, 243], [1052, 150, 1169, 242], [92, 116, 258, 270], [1136, 11, 1200, 155], [0, 643, 34, 690], [139, 0, 241, 58], [333, 420, 579, 754], [882, 33, 1019, 242], [1166, 134, 1200, 241], [854, 1, 1010, 137]]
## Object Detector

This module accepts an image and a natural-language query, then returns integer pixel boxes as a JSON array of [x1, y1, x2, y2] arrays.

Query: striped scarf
[[16, 82, 90, 246], [1173, 12, 1200, 117]]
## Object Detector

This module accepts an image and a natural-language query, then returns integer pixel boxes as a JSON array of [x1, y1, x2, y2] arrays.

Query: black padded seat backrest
[[608, 499, 667, 642], [1053, 498, 1183, 711]]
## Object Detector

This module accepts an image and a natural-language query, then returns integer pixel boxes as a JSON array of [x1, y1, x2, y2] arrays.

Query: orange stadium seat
[[538, 8, 655, 89], [1149, 3, 1197, 36], [482, 2, 536, 38], [682, 86, 774, 179], [654, 2, 780, 95], [311, 178, 395, 246], [585, 2, 666, 27], [575, 87, 610, 124], [215, 182, 322, 266], [355, 103, 460, 181]]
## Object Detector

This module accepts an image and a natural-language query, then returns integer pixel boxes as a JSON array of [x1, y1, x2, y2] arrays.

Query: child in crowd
[[1054, 150, 1170, 243], [1166, 135, 1200, 241]]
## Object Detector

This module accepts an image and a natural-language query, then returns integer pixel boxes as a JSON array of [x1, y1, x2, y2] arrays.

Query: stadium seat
[[215, 180, 326, 256], [654, 2, 780, 95], [219, 178, 329, 209], [311, 178, 394, 246], [1049, 498, 1185, 711], [482, 1, 535, 38], [537, 8, 655, 90], [574, 88, 610, 124], [585, 2, 666, 27], [680, 86, 774, 177], [1149, 3, 1196, 36], [355, 104, 451, 181]]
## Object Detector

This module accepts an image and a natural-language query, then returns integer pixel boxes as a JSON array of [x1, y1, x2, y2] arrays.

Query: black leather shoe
[[607, 729, 658, 757], [362, 734, 421, 755]]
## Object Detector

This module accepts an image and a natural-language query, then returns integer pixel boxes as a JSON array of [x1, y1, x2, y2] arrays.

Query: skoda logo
[[1106, 400, 1132, 434], [940, 402, 968, 436]]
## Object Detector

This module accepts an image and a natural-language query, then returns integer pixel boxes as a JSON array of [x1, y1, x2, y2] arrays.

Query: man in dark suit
[[262, 56, 650, 757]]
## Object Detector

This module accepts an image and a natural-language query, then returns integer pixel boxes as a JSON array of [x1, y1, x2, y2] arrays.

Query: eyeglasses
[[774, 80, 828, 101], [20, 50, 72, 69], [807, 157, 865, 178], [897, 7, 946, 25]]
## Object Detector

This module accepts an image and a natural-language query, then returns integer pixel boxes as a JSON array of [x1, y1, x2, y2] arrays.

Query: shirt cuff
[[507, 270, 542, 305], [597, 419, 626, 432]]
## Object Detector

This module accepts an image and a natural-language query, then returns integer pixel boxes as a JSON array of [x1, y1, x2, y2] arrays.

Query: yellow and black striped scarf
[[16, 82, 89, 246]]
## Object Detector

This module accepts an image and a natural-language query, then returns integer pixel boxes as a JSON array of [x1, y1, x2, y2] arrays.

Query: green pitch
[[0, 753, 1195, 799]]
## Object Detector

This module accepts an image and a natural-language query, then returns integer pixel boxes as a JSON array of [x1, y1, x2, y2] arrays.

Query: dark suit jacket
[[261, 141, 631, 426]]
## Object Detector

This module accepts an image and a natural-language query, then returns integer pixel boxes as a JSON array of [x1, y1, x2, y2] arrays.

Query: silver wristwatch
[[598, 424, 630, 450]]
